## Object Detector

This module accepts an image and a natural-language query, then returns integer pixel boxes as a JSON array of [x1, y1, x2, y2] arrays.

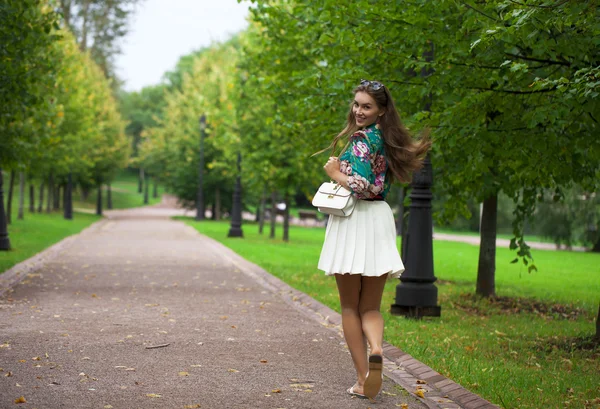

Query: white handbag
[[312, 182, 356, 217]]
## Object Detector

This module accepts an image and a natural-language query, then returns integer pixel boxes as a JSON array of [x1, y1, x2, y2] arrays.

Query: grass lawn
[[1, 170, 161, 274], [184, 219, 600, 409], [0, 212, 101, 274]]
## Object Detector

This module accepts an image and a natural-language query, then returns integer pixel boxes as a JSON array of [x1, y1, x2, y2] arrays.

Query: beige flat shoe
[[346, 385, 368, 399], [363, 354, 383, 399]]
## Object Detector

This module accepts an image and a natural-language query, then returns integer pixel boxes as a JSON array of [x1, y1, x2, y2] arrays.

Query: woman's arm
[[324, 157, 351, 190]]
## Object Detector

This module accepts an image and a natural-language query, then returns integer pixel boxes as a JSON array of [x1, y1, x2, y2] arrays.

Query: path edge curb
[[197, 230, 501, 409]]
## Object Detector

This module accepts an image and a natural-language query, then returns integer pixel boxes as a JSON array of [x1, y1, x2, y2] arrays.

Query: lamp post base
[[390, 304, 441, 318], [227, 227, 243, 238]]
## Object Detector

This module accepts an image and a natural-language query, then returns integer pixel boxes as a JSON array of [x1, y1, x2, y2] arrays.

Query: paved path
[[0, 207, 427, 409], [0, 201, 500, 409]]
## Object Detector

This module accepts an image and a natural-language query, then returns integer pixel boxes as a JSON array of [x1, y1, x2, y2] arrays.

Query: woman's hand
[[324, 157, 340, 179]]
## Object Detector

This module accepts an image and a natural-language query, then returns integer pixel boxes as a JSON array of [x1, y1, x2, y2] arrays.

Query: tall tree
[[58, 0, 142, 79]]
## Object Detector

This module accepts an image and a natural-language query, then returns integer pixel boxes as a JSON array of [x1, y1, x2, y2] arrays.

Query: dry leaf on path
[[228, 369, 239, 373], [14, 396, 26, 404], [416, 379, 427, 384], [146, 393, 162, 398], [260, 359, 268, 364], [184, 405, 201, 409], [179, 372, 189, 377], [415, 389, 425, 398], [271, 389, 282, 393]]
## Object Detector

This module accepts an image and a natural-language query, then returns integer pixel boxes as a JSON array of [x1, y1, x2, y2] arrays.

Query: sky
[[115, 0, 250, 92]]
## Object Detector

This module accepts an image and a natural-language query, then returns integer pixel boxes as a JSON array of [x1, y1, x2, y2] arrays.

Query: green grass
[[72, 171, 164, 210], [183, 219, 600, 409], [0, 212, 101, 274], [1, 170, 161, 274]]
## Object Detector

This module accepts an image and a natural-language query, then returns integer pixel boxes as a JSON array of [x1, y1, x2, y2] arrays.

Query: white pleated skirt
[[318, 200, 405, 278]]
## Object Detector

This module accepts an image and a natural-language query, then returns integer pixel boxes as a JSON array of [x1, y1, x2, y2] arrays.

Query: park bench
[[298, 210, 320, 226]]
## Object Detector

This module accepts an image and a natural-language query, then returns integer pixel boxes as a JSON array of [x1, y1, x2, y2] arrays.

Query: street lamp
[[391, 155, 441, 318], [196, 114, 206, 221]]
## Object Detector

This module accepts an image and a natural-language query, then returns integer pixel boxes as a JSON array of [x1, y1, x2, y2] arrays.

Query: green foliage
[[0, 0, 60, 168], [241, 0, 600, 262], [187, 219, 599, 409]]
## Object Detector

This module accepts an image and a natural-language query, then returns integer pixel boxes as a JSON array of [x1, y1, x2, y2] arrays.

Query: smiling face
[[352, 91, 383, 128]]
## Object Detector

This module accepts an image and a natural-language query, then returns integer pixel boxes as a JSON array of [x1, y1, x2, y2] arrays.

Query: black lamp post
[[391, 155, 441, 318], [0, 169, 11, 250], [228, 152, 243, 238], [196, 114, 206, 221]]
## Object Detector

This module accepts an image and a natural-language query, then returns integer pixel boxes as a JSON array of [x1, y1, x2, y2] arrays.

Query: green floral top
[[339, 123, 391, 200]]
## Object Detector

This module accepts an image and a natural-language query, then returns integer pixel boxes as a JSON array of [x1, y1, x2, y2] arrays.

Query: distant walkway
[[432, 232, 587, 252]]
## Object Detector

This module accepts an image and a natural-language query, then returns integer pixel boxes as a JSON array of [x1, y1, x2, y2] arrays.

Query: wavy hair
[[319, 82, 431, 183]]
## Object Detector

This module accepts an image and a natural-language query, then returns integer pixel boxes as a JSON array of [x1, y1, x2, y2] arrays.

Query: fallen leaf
[[415, 389, 425, 398], [104, 405, 114, 409], [290, 383, 313, 389], [382, 390, 396, 396], [397, 404, 408, 409], [416, 379, 427, 384], [14, 396, 26, 404], [271, 389, 282, 393], [179, 372, 189, 377], [146, 393, 162, 398], [228, 369, 239, 373], [260, 359, 268, 364], [32, 357, 41, 361], [184, 405, 201, 409]]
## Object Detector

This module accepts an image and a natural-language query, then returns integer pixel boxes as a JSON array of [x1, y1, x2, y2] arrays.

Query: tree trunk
[[96, 185, 103, 216], [38, 181, 44, 213], [476, 194, 498, 297], [46, 173, 53, 213], [138, 168, 144, 193], [53, 184, 60, 210], [144, 177, 149, 204], [592, 235, 600, 253], [79, 0, 91, 51], [153, 178, 158, 198], [6, 171, 16, 224], [64, 173, 73, 220], [283, 193, 290, 242], [211, 202, 216, 220], [258, 188, 266, 235], [269, 190, 276, 239], [29, 183, 35, 213], [18, 172, 25, 220], [107, 183, 113, 210], [215, 188, 221, 220], [595, 303, 600, 340], [0, 169, 11, 250]]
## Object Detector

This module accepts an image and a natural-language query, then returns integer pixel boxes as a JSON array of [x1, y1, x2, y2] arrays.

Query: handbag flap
[[317, 182, 352, 198]]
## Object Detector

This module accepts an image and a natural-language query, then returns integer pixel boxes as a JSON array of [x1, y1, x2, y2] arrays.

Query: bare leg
[[358, 275, 388, 356], [335, 274, 368, 392]]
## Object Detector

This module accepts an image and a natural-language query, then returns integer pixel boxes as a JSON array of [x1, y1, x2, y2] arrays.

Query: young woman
[[318, 79, 430, 399]]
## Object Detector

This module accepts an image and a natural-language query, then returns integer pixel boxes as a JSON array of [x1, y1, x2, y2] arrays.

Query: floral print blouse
[[339, 123, 391, 200]]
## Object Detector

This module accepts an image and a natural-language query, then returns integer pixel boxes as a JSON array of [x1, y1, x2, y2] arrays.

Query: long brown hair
[[318, 81, 431, 183]]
